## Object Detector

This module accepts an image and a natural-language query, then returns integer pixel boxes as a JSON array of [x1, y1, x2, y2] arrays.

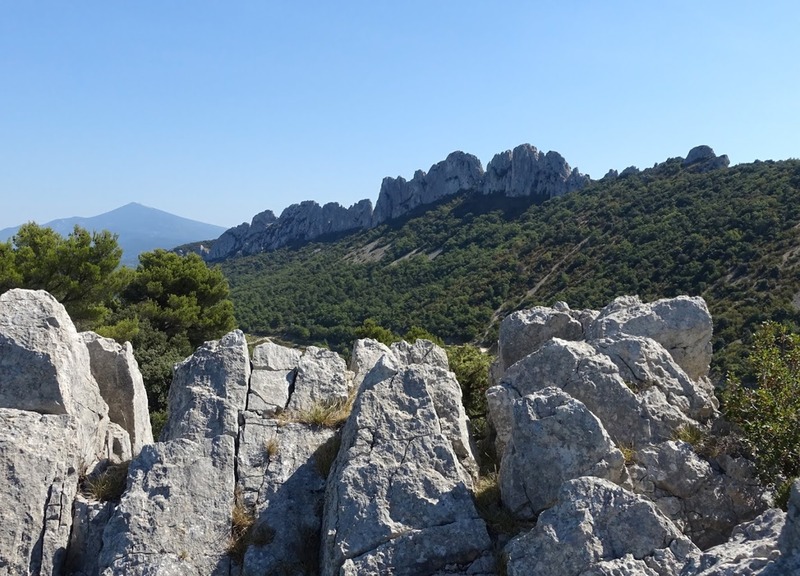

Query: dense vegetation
[[222, 158, 800, 380], [1, 224, 236, 428], [724, 322, 800, 505]]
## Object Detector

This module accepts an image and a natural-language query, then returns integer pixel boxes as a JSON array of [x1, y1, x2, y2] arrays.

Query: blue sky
[[1, 1, 798, 230]]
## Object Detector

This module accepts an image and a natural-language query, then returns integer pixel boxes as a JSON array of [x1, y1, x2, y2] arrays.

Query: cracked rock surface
[[321, 357, 492, 576]]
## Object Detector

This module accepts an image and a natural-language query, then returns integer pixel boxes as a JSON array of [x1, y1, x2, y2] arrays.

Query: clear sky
[[1, 1, 798, 230]]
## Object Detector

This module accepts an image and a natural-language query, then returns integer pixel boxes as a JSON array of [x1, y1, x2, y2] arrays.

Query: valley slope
[[221, 156, 800, 379]]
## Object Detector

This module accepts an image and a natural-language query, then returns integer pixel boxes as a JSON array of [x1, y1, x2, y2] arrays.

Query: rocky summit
[[1, 289, 796, 575]]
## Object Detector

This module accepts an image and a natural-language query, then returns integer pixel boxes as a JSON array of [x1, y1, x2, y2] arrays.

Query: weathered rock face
[[489, 295, 769, 559], [504, 477, 698, 576], [99, 330, 250, 576], [483, 144, 590, 199], [286, 345, 351, 413], [81, 332, 153, 455], [0, 289, 112, 465], [495, 301, 595, 377], [1, 289, 788, 576], [0, 290, 146, 574], [372, 151, 485, 226], [500, 388, 627, 519], [236, 418, 335, 576], [321, 357, 491, 576], [0, 409, 81, 576], [208, 143, 591, 259], [586, 295, 714, 381]]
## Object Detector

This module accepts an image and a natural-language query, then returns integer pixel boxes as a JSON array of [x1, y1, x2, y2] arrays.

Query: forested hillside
[[222, 158, 800, 379]]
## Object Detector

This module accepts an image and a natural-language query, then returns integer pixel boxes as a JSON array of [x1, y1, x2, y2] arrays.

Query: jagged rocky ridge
[[207, 144, 729, 261], [2, 288, 796, 575]]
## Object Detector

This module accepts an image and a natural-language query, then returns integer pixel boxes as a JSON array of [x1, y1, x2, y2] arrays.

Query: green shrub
[[723, 322, 800, 505]]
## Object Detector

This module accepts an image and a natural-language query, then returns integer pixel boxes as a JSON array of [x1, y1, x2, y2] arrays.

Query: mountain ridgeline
[[218, 144, 799, 378], [207, 143, 592, 260]]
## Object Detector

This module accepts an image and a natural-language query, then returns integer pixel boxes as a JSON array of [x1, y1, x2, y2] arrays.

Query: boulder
[[496, 302, 594, 376], [503, 477, 698, 576], [81, 331, 153, 454], [594, 335, 718, 423], [0, 289, 112, 465], [491, 338, 663, 450], [500, 388, 627, 519], [321, 359, 491, 576], [586, 295, 713, 381]]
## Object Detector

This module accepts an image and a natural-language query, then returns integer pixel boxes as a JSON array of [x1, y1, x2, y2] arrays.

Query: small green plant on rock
[[672, 423, 707, 448], [723, 322, 800, 508]]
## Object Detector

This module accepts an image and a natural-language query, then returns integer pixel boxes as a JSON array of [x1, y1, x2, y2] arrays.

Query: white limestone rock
[[248, 340, 302, 416], [321, 359, 491, 576], [500, 388, 627, 519], [286, 346, 350, 413], [251, 340, 302, 370], [349, 338, 393, 389], [99, 330, 250, 576], [372, 151, 484, 226], [0, 409, 81, 576], [81, 331, 154, 454], [390, 339, 450, 370], [482, 144, 590, 199], [0, 289, 112, 465], [495, 302, 595, 377], [586, 295, 713, 381], [236, 416, 336, 576], [160, 330, 250, 442], [65, 495, 116, 576], [503, 477, 698, 576], [99, 437, 238, 576]]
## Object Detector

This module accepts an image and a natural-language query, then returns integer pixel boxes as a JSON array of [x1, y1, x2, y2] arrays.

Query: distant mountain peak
[[0, 204, 227, 266]]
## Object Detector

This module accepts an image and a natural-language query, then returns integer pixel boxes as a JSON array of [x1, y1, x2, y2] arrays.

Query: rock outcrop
[[488, 294, 771, 568], [0, 289, 151, 574], [2, 289, 795, 575], [208, 199, 373, 260], [483, 144, 589, 199], [372, 151, 485, 226], [683, 145, 730, 173], [321, 350, 491, 575]]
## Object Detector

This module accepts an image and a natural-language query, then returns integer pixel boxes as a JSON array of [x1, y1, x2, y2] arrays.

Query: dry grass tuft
[[227, 489, 256, 564], [278, 394, 354, 429], [83, 460, 131, 502], [472, 471, 530, 537]]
